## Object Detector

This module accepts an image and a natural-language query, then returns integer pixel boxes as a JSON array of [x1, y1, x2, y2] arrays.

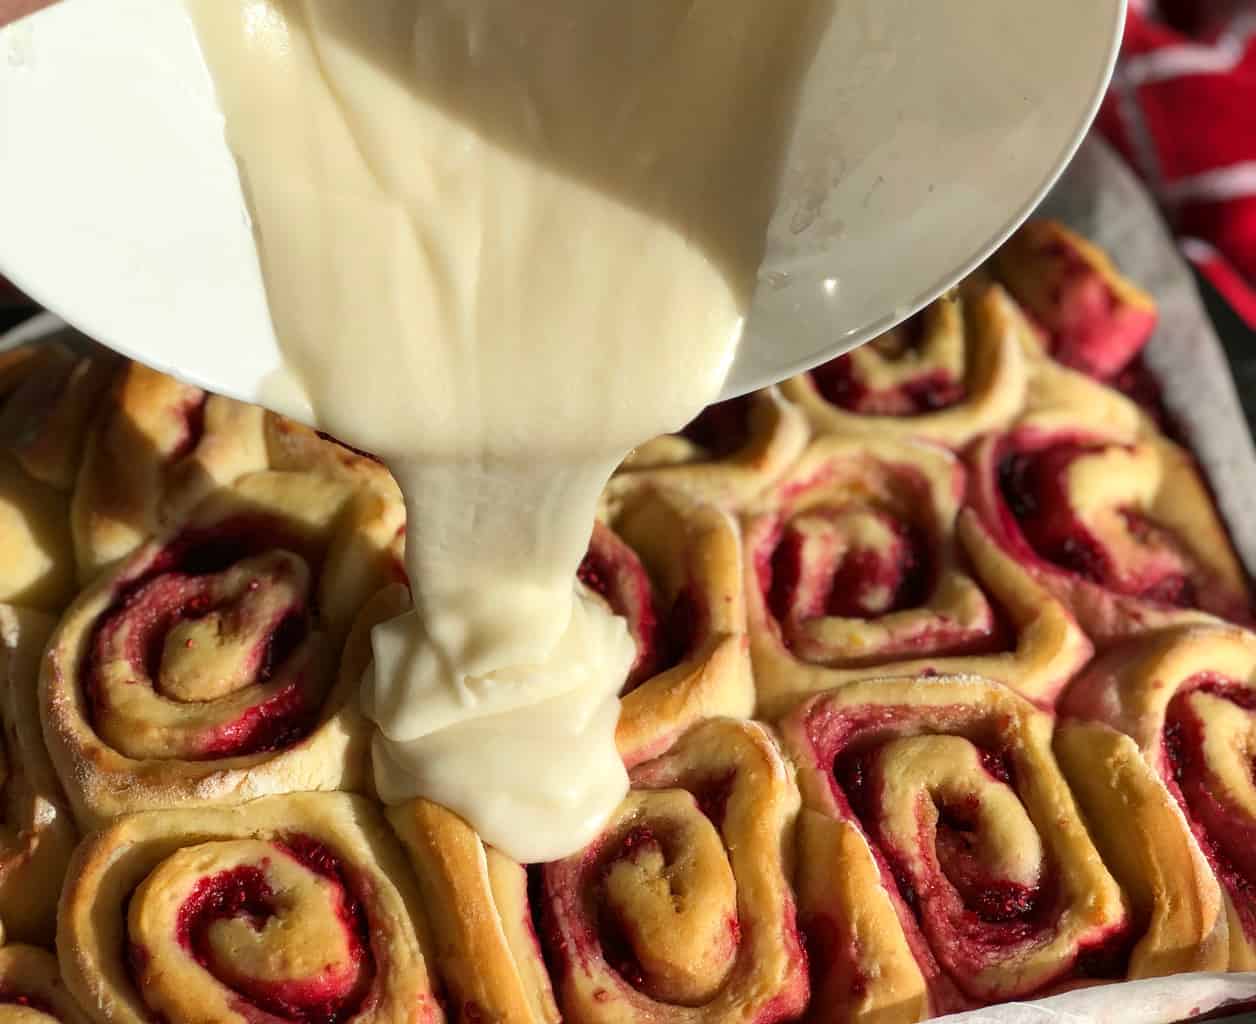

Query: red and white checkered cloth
[[1100, 0, 1256, 328]]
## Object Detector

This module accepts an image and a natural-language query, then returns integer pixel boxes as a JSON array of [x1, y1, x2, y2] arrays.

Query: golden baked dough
[[264, 412, 403, 502], [594, 485, 753, 765], [389, 800, 561, 1024], [71, 361, 268, 580], [0, 333, 119, 612], [780, 676, 1129, 1022], [1060, 626, 1256, 970], [0, 942, 90, 1024], [608, 386, 809, 513], [992, 219, 1157, 379], [58, 793, 440, 1024], [968, 397, 1252, 643], [782, 284, 1030, 449], [0, 607, 75, 946], [0, 334, 116, 493], [40, 471, 405, 826], [743, 436, 1091, 717], [538, 719, 808, 1023], [0, 455, 74, 613]]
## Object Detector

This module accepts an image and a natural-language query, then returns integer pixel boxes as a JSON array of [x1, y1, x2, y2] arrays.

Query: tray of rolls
[[0, 135, 1251, 1023]]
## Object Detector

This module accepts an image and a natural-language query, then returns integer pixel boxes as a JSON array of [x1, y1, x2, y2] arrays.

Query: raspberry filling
[[997, 443, 1201, 607], [835, 745, 1045, 934], [85, 522, 328, 759], [544, 782, 742, 1007], [167, 837, 372, 1023], [1164, 676, 1256, 942], [754, 483, 998, 667], [765, 511, 934, 625], [578, 523, 705, 690], [1019, 238, 1155, 380], [800, 702, 1132, 999], [809, 314, 964, 416], [169, 392, 209, 461]]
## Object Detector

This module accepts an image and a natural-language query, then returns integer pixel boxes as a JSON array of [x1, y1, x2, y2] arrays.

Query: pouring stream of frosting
[[186, 0, 825, 862]]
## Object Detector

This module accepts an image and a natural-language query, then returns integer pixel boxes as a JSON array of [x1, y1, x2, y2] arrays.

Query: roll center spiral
[[128, 837, 373, 1024], [596, 790, 739, 1006]]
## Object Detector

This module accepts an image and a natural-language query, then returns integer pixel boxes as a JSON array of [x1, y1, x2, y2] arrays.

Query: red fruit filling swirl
[[804, 705, 1131, 999], [1028, 238, 1154, 380], [85, 524, 327, 760], [835, 744, 1050, 937], [765, 510, 934, 627], [539, 783, 744, 1010], [755, 496, 1000, 667], [809, 314, 965, 416], [1164, 676, 1256, 943], [138, 836, 373, 1024], [578, 522, 705, 691], [997, 443, 1202, 609]]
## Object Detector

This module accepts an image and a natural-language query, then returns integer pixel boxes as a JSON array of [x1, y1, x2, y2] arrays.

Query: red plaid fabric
[[1099, 0, 1256, 327]]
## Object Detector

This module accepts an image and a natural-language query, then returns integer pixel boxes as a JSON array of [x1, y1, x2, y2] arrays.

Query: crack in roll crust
[[607, 387, 809, 514], [71, 362, 269, 582], [1060, 626, 1256, 971], [58, 793, 442, 1024], [537, 719, 808, 1024], [782, 285, 1030, 449], [0, 606, 77, 946], [968, 411, 1253, 643], [0, 943, 91, 1024], [40, 471, 406, 827], [780, 677, 1130, 1023], [744, 436, 1091, 718]]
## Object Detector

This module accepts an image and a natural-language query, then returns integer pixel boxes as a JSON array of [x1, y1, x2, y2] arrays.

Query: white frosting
[[186, 0, 821, 862]]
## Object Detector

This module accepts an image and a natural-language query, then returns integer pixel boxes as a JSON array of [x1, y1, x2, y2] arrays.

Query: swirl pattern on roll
[[0, 606, 76, 946], [782, 285, 1030, 449], [992, 220, 1157, 381], [0, 943, 90, 1024], [59, 793, 441, 1024], [71, 361, 269, 581], [608, 387, 809, 513], [538, 719, 807, 1023], [744, 436, 1091, 717], [969, 413, 1252, 642], [41, 471, 404, 826], [780, 676, 1130, 1022], [583, 486, 752, 765], [1061, 626, 1256, 971]]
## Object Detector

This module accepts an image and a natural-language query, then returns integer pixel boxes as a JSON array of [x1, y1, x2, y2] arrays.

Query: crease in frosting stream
[[184, 0, 827, 863]]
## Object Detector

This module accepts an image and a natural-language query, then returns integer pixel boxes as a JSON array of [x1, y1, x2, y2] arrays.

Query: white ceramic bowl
[[0, 0, 1126, 414]]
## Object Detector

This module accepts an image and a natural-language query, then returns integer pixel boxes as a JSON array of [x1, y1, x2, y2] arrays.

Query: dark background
[[1196, 270, 1256, 434]]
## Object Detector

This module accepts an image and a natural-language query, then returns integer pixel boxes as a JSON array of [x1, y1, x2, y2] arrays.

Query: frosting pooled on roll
[[186, 0, 823, 860]]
